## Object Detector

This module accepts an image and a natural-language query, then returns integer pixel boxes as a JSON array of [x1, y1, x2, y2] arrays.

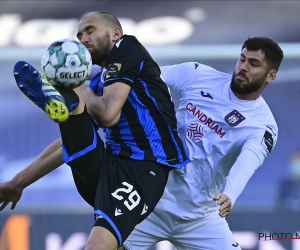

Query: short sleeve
[[104, 36, 143, 87]]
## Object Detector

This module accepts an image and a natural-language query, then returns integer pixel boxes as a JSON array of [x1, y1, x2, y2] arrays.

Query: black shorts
[[59, 109, 171, 246]]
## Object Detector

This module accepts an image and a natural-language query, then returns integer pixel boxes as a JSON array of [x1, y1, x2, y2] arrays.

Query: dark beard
[[230, 71, 268, 95], [91, 31, 111, 65]]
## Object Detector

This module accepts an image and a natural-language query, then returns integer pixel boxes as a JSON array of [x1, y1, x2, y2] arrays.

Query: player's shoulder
[[115, 35, 140, 48], [174, 62, 230, 78], [108, 35, 142, 63], [199, 63, 231, 78], [251, 97, 278, 133], [122, 34, 139, 42], [259, 97, 276, 119]]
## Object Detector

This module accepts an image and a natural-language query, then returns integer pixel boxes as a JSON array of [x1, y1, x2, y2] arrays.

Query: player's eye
[[76, 34, 82, 40]]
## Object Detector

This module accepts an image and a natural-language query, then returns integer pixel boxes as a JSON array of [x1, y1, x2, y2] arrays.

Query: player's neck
[[233, 91, 261, 101]]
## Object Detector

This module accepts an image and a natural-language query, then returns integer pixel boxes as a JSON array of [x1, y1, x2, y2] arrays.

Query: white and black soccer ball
[[41, 39, 92, 89]]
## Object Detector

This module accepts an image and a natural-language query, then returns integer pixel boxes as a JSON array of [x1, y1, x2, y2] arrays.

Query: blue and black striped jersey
[[89, 35, 189, 167]]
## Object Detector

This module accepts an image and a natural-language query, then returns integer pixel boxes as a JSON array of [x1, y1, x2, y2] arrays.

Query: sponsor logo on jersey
[[94, 213, 103, 220], [141, 204, 148, 215], [232, 242, 239, 247], [187, 123, 205, 142], [194, 63, 199, 69], [106, 63, 122, 79], [224, 110, 246, 126], [200, 90, 213, 100], [186, 103, 226, 138], [115, 208, 123, 216], [261, 130, 274, 152]]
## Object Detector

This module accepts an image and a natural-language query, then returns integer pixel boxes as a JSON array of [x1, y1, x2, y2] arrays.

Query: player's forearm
[[81, 86, 111, 124], [11, 138, 64, 189], [82, 82, 127, 127], [86, 95, 109, 124], [222, 148, 262, 205]]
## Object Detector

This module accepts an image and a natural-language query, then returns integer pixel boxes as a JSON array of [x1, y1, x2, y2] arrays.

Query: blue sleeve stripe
[[62, 125, 98, 163], [104, 77, 134, 84], [94, 209, 123, 246], [138, 61, 144, 74]]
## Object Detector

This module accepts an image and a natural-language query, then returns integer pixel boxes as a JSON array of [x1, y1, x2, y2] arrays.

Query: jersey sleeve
[[160, 62, 202, 93], [223, 126, 278, 205], [242, 126, 278, 164], [103, 36, 143, 87], [222, 148, 261, 206]]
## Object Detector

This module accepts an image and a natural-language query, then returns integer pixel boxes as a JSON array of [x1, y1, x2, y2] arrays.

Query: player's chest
[[177, 96, 253, 142]]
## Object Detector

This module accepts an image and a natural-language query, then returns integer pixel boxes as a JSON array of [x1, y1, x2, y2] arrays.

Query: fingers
[[213, 193, 232, 218], [0, 201, 18, 211], [0, 200, 18, 211], [219, 204, 231, 217], [11, 201, 17, 210], [213, 193, 222, 201], [0, 201, 9, 211]]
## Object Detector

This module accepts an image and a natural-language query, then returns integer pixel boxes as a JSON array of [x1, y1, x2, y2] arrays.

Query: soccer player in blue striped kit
[[0, 11, 189, 250]]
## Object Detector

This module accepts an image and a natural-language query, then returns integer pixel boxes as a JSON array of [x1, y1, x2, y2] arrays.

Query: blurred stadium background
[[1, 1, 300, 249]]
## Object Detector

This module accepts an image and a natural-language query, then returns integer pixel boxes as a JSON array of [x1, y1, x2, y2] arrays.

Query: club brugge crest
[[224, 110, 246, 126]]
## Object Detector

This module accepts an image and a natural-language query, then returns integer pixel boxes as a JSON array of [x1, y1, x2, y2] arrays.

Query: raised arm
[[0, 138, 64, 210], [81, 82, 131, 127]]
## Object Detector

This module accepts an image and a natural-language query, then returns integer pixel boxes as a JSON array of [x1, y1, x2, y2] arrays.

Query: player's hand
[[80, 84, 93, 106], [213, 193, 232, 217], [0, 181, 23, 211]]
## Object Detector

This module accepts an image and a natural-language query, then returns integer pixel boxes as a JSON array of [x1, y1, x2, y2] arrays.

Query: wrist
[[11, 174, 27, 190]]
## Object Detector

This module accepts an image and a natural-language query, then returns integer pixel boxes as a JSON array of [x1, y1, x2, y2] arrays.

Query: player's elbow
[[102, 119, 119, 127], [97, 112, 121, 128]]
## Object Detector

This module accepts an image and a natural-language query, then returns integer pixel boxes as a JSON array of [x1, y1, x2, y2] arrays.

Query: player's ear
[[112, 27, 122, 42], [266, 69, 277, 83]]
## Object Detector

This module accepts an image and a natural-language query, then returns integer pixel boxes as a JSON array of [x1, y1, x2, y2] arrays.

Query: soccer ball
[[41, 39, 92, 89]]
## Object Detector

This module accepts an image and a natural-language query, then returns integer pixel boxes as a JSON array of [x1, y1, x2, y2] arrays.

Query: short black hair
[[242, 37, 284, 71]]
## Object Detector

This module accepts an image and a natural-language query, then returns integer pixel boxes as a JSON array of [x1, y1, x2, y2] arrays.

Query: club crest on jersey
[[224, 110, 246, 126]]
